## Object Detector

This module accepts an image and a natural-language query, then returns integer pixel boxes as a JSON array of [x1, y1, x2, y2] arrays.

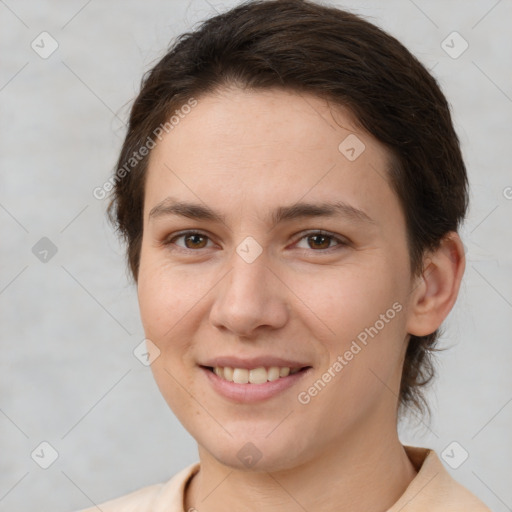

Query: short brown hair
[[107, 0, 468, 417]]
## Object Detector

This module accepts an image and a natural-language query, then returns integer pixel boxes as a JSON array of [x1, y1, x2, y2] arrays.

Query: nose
[[209, 248, 289, 338]]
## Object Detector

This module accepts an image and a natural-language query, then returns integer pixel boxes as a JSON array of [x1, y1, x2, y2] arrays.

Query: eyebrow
[[148, 197, 375, 227]]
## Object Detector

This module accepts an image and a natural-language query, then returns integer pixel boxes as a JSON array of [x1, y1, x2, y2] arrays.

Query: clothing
[[75, 446, 491, 511]]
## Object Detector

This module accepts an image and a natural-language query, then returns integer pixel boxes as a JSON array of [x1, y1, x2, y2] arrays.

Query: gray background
[[1, 0, 511, 511]]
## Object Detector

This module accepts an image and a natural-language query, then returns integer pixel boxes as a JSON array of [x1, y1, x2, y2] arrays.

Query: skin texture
[[137, 87, 465, 512]]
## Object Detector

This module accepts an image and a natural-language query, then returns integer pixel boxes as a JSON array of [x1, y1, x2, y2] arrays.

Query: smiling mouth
[[202, 365, 311, 384]]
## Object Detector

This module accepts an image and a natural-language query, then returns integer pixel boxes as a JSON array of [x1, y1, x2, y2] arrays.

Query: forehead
[[144, 88, 401, 228]]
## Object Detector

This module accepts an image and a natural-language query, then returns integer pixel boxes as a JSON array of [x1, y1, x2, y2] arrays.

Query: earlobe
[[406, 232, 466, 337]]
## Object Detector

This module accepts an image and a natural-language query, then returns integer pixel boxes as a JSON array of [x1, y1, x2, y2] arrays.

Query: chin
[[215, 447, 300, 473], [197, 431, 309, 473]]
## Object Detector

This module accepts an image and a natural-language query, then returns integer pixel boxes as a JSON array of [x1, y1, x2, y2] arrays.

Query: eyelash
[[163, 230, 348, 254]]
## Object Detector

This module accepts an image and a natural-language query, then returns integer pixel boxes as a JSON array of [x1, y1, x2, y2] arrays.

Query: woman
[[79, 0, 491, 510]]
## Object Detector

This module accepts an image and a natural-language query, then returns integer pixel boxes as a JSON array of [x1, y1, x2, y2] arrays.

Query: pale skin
[[136, 87, 466, 512]]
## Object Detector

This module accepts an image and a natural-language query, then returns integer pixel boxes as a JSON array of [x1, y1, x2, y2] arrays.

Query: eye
[[164, 231, 214, 251], [294, 231, 347, 252], [163, 229, 348, 253]]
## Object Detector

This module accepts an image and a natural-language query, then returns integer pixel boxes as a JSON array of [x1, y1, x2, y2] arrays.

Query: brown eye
[[165, 231, 213, 251], [183, 233, 208, 249], [307, 234, 332, 250], [294, 231, 347, 253]]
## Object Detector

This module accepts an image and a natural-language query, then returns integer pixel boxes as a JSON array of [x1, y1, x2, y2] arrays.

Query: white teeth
[[268, 366, 280, 381], [279, 367, 290, 377], [249, 367, 268, 384], [223, 366, 234, 381], [212, 365, 304, 383], [233, 368, 249, 384]]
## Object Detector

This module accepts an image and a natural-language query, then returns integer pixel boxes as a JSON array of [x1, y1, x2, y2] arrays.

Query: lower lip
[[201, 366, 311, 403]]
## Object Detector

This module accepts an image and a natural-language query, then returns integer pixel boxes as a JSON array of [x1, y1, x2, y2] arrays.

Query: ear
[[406, 232, 466, 337]]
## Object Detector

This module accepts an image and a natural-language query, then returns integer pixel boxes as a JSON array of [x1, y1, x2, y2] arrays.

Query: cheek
[[137, 262, 203, 414], [300, 263, 407, 386], [297, 273, 406, 427], [137, 255, 201, 340], [300, 263, 399, 338]]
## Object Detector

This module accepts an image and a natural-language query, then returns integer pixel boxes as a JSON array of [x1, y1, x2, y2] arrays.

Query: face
[[137, 87, 416, 471]]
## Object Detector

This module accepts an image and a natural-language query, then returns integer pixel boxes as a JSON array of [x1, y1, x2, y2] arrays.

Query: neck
[[184, 417, 417, 512]]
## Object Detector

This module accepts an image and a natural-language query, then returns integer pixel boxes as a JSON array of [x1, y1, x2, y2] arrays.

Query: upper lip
[[201, 356, 311, 370]]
